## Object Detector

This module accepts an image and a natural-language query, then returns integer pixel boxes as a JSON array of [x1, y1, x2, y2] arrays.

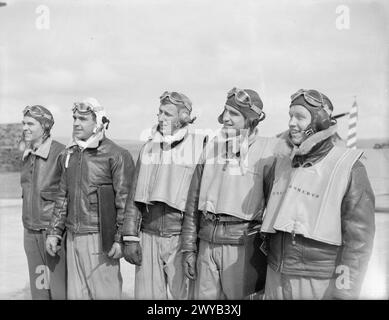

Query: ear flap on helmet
[[311, 109, 331, 132]]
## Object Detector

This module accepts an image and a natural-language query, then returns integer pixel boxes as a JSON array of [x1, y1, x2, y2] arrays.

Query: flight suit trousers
[[194, 239, 248, 300], [66, 232, 122, 300], [135, 231, 192, 300]]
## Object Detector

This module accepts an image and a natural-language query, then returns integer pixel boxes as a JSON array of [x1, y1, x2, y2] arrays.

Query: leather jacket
[[264, 136, 375, 299], [141, 202, 184, 237], [21, 138, 65, 230], [197, 212, 262, 245], [48, 137, 135, 242], [121, 155, 185, 238]]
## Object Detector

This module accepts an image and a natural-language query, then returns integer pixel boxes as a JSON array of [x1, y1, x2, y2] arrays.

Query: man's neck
[[31, 137, 44, 150]]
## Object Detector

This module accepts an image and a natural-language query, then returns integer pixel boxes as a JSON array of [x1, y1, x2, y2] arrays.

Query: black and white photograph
[[0, 0, 388, 306]]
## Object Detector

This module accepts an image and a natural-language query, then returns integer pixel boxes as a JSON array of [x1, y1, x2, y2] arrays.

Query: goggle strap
[[250, 104, 263, 116]]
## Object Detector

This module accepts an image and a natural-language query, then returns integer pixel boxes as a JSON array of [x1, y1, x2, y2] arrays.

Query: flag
[[347, 99, 358, 149]]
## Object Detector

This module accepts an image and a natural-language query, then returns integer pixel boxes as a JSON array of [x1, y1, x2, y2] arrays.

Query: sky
[[0, 0, 388, 141]]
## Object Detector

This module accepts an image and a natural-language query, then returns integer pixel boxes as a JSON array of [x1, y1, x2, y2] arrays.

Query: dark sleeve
[[263, 158, 277, 207], [47, 150, 69, 238], [121, 154, 143, 238], [111, 149, 136, 242], [181, 161, 205, 253], [332, 160, 375, 299]]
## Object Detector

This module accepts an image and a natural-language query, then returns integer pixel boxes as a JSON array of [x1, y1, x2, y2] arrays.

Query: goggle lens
[[160, 91, 190, 110], [291, 89, 324, 108], [72, 102, 103, 114], [23, 106, 53, 120]]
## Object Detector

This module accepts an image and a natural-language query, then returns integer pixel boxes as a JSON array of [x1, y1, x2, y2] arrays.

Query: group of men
[[20, 88, 375, 300]]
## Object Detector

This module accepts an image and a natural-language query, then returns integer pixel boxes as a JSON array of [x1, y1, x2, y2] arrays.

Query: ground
[[0, 173, 135, 300], [0, 172, 388, 299]]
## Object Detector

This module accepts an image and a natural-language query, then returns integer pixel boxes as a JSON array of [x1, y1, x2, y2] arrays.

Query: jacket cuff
[[122, 217, 141, 237], [47, 234, 62, 241], [123, 235, 140, 242], [181, 241, 197, 253]]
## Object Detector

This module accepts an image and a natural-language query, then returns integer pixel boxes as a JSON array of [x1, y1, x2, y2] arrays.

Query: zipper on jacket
[[161, 203, 164, 236], [291, 220, 297, 246], [210, 216, 219, 243], [291, 230, 296, 246], [29, 155, 36, 228], [74, 148, 82, 232]]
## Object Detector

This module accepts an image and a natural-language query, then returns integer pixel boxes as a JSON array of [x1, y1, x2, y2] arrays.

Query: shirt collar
[[66, 132, 104, 151]]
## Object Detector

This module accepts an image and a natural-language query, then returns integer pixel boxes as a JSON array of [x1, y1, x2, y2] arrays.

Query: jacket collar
[[289, 125, 337, 167], [289, 124, 337, 158], [149, 125, 189, 150], [22, 136, 52, 160]]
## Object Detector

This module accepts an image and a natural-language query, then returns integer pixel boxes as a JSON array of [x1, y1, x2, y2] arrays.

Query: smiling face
[[72, 111, 96, 141], [221, 104, 246, 134], [288, 105, 312, 145], [157, 103, 180, 135], [22, 116, 45, 145]]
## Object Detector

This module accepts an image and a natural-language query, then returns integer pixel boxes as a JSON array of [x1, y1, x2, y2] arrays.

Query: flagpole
[[347, 96, 358, 149]]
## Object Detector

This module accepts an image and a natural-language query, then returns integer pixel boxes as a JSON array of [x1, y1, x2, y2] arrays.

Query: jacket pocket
[[41, 191, 58, 201], [225, 222, 247, 239], [88, 192, 98, 212], [301, 237, 339, 265], [40, 191, 58, 220]]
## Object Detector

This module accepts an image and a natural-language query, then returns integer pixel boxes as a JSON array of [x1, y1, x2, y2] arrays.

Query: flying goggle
[[72, 102, 104, 114], [23, 105, 53, 120], [227, 87, 264, 117], [160, 91, 192, 112], [291, 89, 332, 115]]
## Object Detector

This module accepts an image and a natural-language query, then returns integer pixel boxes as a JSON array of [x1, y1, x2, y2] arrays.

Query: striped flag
[[347, 99, 358, 149]]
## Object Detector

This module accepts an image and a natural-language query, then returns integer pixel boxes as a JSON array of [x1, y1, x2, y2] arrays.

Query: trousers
[[135, 231, 192, 300], [195, 239, 246, 300], [264, 266, 333, 300], [66, 232, 122, 300], [24, 228, 67, 300]]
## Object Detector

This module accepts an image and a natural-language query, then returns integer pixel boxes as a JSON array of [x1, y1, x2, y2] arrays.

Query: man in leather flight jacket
[[261, 89, 375, 300], [122, 91, 205, 299], [181, 88, 288, 299], [46, 98, 135, 299], [20, 105, 66, 300]]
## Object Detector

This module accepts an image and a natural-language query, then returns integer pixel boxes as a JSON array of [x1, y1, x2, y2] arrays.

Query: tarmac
[[0, 199, 135, 300], [1, 199, 388, 299]]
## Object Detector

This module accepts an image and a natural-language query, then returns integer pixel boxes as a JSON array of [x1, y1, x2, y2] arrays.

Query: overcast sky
[[0, 0, 388, 141]]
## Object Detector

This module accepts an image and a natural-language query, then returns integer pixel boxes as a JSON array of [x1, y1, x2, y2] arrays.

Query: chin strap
[[302, 125, 315, 137], [290, 124, 338, 160]]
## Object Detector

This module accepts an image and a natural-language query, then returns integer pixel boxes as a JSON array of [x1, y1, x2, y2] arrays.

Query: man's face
[[72, 111, 96, 141], [158, 103, 180, 135], [22, 116, 44, 144], [289, 105, 312, 145], [221, 104, 246, 134]]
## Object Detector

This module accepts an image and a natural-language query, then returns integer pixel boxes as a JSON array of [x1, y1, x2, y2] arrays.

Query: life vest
[[261, 146, 362, 246], [134, 132, 205, 211], [198, 136, 281, 221]]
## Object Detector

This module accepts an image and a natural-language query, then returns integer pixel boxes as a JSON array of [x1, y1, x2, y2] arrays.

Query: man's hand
[[183, 251, 197, 280], [123, 241, 142, 266], [107, 242, 123, 259], [46, 235, 61, 257]]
